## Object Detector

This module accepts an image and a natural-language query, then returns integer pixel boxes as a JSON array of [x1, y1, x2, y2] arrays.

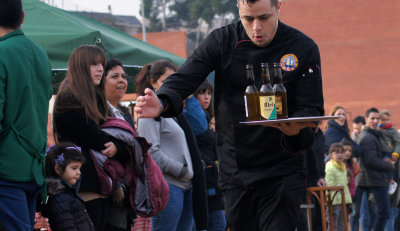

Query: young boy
[[379, 109, 400, 195]]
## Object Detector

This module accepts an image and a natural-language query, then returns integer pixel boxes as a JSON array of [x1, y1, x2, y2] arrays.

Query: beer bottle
[[259, 63, 277, 120], [244, 64, 260, 121], [273, 63, 288, 119]]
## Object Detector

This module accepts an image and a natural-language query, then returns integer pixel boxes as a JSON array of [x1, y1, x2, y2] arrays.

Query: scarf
[[331, 159, 346, 172], [379, 123, 393, 129]]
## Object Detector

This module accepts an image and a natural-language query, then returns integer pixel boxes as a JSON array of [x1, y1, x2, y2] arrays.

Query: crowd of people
[[297, 105, 400, 231], [1, 0, 400, 231]]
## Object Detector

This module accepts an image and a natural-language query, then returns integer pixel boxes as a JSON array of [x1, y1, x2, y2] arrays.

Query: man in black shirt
[[135, 0, 324, 230]]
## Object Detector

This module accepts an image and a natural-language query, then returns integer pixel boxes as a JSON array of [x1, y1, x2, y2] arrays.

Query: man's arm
[[156, 31, 221, 117], [272, 43, 323, 150], [291, 43, 324, 117], [135, 30, 221, 119], [360, 136, 395, 171]]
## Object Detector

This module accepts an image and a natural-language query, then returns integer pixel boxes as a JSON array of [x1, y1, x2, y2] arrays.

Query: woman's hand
[[101, 142, 117, 158], [134, 88, 162, 118], [112, 187, 125, 203]]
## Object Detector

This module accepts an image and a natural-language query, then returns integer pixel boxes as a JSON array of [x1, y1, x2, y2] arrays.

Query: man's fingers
[[144, 88, 155, 96]]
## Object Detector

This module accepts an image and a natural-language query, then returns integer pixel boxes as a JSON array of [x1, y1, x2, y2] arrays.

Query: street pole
[[141, 0, 146, 42]]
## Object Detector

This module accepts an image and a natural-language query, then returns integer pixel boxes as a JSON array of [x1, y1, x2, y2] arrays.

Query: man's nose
[[253, 19, 262, 31]]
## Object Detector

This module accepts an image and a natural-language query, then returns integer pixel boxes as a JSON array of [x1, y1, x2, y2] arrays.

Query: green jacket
[[325, 160, 352, 205], [0, 30, 52, 185]]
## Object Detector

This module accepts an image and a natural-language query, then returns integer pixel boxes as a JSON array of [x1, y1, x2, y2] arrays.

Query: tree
[[141, 0, 174, 32], [142, 0, 239, 51]]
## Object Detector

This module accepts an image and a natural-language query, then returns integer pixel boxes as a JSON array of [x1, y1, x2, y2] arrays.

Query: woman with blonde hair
[[53, 45, 120, 231], [324, 105, 361, 158]]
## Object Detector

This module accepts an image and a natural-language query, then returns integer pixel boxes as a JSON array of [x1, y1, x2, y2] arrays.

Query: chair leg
[[340, 190, 349, 231], [327, 191, 335, 231], [319, 190, 327, 231], [306, 193, 313, 231]]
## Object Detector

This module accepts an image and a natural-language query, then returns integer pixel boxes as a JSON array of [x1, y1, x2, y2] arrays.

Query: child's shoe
[[389, 181, 398, 195]]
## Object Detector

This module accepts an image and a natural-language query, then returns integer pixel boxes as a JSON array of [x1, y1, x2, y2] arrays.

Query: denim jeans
[[385, 207, 399, 231], [208, 210, 226, 231], [192, 209, 226, 231], [0, 179, 41, 231], [359, 186, 390, 231], [350, 188, 363, 231], [151, 184, 193, 231], [360, 191, 374, 231]]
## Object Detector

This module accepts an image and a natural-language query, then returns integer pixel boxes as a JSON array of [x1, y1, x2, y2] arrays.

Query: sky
[[47, 0, 142, 18]]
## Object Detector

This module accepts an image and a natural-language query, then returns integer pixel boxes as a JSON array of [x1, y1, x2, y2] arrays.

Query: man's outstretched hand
[[134, 88, 161, 118], [265, 122, 316, 136]]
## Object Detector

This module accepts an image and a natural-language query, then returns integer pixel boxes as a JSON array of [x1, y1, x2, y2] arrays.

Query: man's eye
[[243, 17, 254, 22]]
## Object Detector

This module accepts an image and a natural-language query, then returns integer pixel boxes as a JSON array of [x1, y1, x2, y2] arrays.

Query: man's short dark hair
[[353, 115, 366, 125], [366, 107, 379, 118], [0, 0, 23, 29], [238, 0, 279, 7]]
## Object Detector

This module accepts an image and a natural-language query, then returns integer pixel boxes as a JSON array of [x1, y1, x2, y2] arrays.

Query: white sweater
[[137, 117, 193, 190]]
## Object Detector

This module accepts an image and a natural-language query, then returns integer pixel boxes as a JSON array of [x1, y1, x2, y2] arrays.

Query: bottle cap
[[246, 64, 253, 69]]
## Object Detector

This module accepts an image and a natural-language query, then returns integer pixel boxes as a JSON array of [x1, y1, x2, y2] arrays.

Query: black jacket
[[157, 21, 324, 189], [305, 129, 326, 186], [356, 127, 395, 187], [53, 90, 121, 193], [176, 115, 208, 230], [41, 177, 95, 231], [324, 120, 362, 157], [196, 129, 225, 210]]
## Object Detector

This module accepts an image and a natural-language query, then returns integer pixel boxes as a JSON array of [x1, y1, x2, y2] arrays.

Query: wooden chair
[[305, 186, 349, 231]]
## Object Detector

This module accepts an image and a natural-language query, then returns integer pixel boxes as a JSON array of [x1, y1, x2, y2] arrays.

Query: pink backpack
[[100, 117, 169, 217]]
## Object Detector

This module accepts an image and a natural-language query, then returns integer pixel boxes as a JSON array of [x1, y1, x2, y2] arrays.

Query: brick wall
[[132, 31, 187, 58], [280, 0, 400, 126]]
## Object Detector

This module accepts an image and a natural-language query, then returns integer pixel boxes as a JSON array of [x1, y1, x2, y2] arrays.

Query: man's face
[[366, 112, 380, 130], [352, 122, 363, 136], [238, 0, 281, 47]]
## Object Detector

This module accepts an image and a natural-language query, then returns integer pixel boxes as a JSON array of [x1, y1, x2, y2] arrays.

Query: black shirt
[[157, 20, 324, 190]]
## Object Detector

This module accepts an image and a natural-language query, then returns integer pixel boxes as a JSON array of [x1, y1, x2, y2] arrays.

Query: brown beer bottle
[[259, 63, 277, 120], [244, 64, 260, 121], [273, 63, 288, 119]]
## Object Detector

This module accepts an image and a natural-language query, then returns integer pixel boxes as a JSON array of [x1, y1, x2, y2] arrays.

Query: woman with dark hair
[[103, 58, 137, 230], [53, 45, 120, 231], [135, 60, 208, 231], [193, 80, 214, 123], [189, 80, 226, 231], [104, 58, 135, 127]]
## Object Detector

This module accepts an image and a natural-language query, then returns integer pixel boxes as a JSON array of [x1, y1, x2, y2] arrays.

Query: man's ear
[[276, 1, 282, 15], [21, 11, 25, 25]]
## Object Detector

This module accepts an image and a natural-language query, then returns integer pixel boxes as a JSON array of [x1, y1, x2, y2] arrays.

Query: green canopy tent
[[21, 0, 186, 93]]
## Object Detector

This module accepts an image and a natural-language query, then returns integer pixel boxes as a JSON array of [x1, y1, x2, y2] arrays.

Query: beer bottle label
[[259, 96, 277, 119], [244, 95, 249, 117], [275, 96, 283, 115]]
